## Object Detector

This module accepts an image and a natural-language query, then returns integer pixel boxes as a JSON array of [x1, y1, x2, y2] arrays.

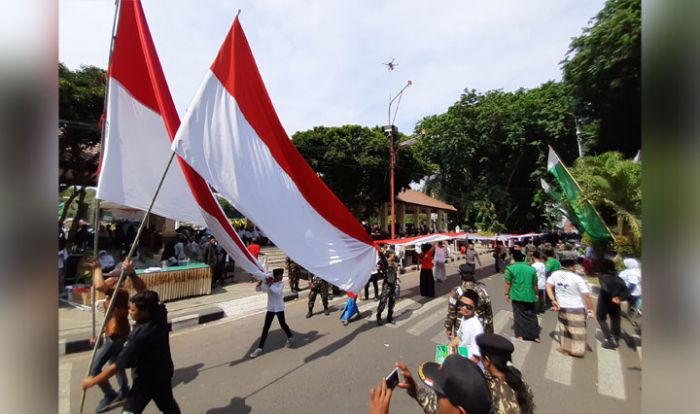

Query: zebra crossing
[[355, 291, 639, 404]]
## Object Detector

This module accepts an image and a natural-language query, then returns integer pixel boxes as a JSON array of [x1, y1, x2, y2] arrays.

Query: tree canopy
[[292, 125, 430, 219], [562, 0, 641, 157], [415, 82, 579, 232]]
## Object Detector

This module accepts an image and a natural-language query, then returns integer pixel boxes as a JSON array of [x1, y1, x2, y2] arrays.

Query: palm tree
[[571, 151, 641, 249]]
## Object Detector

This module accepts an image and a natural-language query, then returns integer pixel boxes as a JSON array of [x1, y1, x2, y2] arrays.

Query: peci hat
[[417, 354, 491, 414], [476, 333, 514, 359], [272, 268, 284, 277]]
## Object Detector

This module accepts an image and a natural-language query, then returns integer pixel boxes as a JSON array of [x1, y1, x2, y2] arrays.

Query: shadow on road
[[205, 396, 252, 414], [172, 362, 204, 389], [226, 329, 324, 369]]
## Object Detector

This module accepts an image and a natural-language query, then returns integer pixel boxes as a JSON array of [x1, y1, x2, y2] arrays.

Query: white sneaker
[[285, 336, 295, 348], [249, 348, 263, 358]]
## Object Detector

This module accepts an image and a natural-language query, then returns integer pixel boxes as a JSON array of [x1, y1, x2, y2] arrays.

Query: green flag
[[547, 147, 614, 242], [540, 178, 582, 229]]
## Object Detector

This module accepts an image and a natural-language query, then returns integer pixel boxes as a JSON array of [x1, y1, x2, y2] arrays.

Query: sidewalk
[[59, 250, 493, 355]]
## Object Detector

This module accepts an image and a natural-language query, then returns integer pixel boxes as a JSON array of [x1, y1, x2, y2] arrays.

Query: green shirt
[[545, 258, 561, 275], [505, 262, 538, 303]]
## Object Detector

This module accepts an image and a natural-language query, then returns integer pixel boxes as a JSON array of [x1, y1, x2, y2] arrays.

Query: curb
[[59, 307, 226, 356]]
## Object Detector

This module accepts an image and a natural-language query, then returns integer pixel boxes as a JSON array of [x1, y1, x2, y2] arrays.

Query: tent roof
[[396, 189, 457, 212]]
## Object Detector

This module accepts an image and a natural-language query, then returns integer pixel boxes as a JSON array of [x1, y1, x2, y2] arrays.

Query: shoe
[[324, 308, 330, 316], [376, 315, 383, 325], [342, 320, 348, 326], [95, 392, 118, 413], [114, 389, 128, 403], [374, 297, 379, 301], [602, 340, 617, 350], [386, 316, 393, 324], [285, 336, 295, 348], [249, 348, 263, 358], [306, 310, 313, 318]]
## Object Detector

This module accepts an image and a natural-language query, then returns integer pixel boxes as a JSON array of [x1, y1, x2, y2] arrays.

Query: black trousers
[[419, 269, 435, 297], [364, 274, 379, 299], [123, 378, 180, 414], [596, 297, 621, 340], [258, 311, 292, 349], [512, 300, 539, 340]]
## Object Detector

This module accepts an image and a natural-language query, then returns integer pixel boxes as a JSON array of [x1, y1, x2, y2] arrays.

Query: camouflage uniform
[[286, 257, 302, 292], [445, 281, 494, 336], [376, 265, 397, 323], [415, 387, 439, 414], [485, 372, 535, 414], [525, 243, 536, 263], [307, 274, 329, 316]]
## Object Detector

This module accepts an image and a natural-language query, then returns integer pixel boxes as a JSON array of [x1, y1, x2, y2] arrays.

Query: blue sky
[[59, 0, 605, 137]]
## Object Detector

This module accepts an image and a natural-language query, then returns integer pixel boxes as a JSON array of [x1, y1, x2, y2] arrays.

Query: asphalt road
[[60, 260, 641, 413]]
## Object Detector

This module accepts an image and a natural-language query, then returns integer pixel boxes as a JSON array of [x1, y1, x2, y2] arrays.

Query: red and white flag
[[97, 0, 266, 279], [172, 17, 377, 292]]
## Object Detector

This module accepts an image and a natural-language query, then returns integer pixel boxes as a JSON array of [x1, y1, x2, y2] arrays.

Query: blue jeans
[[90, 336, 128, 396]]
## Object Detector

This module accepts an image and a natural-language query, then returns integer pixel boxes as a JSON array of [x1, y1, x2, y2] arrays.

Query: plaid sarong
[[558, 308, 587, 356]]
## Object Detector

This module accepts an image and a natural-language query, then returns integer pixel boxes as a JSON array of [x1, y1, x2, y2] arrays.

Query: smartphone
[[385, 367, 400, 389]]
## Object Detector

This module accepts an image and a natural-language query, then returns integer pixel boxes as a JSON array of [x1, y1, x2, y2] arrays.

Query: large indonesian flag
[[97, 0, 266, 279], [172, 17, 377, 292]]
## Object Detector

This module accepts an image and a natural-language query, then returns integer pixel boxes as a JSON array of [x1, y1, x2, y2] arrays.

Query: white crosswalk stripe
[[544, 327, 573, 386], [394, 297, 447, 329], [492, 309, 511, 334], [406, 299, 449, 336], [596, 341, 627, 400]]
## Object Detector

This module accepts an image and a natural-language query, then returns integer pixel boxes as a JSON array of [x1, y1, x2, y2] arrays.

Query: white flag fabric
[[96, 0, 266, 279], [172, 17, 377, 292]]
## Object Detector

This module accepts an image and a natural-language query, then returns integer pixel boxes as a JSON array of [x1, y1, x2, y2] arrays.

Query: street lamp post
[[383, 80, 413, 240]]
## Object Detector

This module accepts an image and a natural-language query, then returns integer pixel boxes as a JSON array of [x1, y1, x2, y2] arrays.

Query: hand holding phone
[[385, 367, 400, 390]]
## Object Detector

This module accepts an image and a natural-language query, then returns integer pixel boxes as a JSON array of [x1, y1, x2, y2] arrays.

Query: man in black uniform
[[306, 274, 330, 318], [82, 290, 181, 414], [597, 259, 630, 349]]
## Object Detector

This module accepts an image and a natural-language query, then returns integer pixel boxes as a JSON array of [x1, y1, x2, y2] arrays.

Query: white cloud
[[59, 0, 605, 136]]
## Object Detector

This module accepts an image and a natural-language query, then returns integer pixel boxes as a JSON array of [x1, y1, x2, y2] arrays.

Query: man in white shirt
[[449, 289, 484, 365], [250, 269, 294, 358], [546, 259, 594, 357], [531, 251, 547, 313], [619, 258, 641, 316]]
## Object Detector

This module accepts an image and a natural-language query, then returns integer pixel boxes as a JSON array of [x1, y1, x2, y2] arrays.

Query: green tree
[[292, 125, 430, 219], [59, 63, 106, 244], [570, 151, 641, 251], [562, 0, 641, 157], [416, 82, 579, 232]]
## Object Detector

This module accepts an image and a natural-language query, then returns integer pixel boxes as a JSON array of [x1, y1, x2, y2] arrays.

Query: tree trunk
[[66, 187, 87, 247]]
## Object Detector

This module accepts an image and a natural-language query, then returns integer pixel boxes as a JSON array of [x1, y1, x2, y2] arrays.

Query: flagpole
[[80, 0, 121, 411], [547, 145, 616, 241]]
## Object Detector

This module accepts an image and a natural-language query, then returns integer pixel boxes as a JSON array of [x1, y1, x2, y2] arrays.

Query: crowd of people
[[76, 227, 640, 414]]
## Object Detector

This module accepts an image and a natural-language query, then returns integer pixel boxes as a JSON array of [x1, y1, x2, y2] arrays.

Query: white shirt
[[531, 261, 546, 290], [258, 280, 286, 312], [457, 316, 484, 358], [619, 268, 641, 296], [58, 249, 68, 269], [547, 270, 590, 309]]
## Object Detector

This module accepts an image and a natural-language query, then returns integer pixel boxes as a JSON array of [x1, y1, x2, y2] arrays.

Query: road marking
[[366, 297, 415, 321], [544, 328, 573, 386], [59, 362, 71, 414], [394, 297, 447, 329], [596, 341, 627, 400], [511, 338, 532, 369], [406, 299, 450, 336], [492, 310, 511, 334]]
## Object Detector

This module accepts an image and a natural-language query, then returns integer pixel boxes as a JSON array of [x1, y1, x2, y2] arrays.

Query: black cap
[[417, 355, 491, 414], [272, 268, 284, 277], [476, 333, 514, 359]]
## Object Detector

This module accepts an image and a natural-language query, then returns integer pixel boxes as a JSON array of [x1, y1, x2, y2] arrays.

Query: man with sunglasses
[[449, 289, 484, 365]]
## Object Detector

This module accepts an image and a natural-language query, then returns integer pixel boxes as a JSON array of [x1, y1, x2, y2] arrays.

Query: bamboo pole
[[80, 149, 177, 412]]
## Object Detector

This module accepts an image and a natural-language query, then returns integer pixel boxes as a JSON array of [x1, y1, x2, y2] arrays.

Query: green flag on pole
[[540, 178, 582, 229], [547, 146, 614, 242]]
